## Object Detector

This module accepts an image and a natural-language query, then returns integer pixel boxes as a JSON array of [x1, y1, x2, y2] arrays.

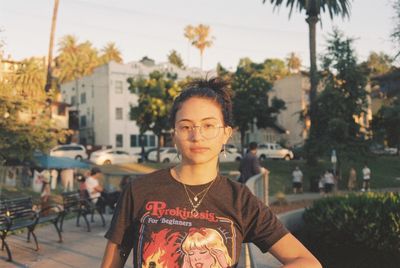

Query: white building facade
[[60, 60, 208, 154]]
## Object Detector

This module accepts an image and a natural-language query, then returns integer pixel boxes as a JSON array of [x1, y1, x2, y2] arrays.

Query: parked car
[[257, 143, 294, 161], [219, 149, 242, 162], [225, 144, 239, 153], [50, 144, 88, 160], [147, 147, 180, 163], [89, 149, 139, 165]]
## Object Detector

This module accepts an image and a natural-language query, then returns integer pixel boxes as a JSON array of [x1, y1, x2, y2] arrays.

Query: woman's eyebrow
[[176, 117, 218, 123]]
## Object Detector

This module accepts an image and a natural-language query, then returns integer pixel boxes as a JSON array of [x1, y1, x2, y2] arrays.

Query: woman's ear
[[223, 126, 233, 144]]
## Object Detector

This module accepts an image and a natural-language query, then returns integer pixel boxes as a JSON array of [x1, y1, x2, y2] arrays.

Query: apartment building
[[60, 60, 208, 154]]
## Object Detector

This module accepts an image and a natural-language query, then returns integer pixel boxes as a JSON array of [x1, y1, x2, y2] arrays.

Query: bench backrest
[[0, 197, 35, 225], [61, 192, 81, 210]]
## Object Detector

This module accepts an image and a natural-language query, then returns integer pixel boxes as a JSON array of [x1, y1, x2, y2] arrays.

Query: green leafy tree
[[230, 59, 286, 152], [128, 71, 181, 162], [306, 29, 368, 161], [100, 42, 123, 64], [363, 51, 393, 77], [0, 96, 64, 163], [372, 99, 400, 154], [262, 58, 289, 82], [167, 50, 184, 68], [264, 0, 352, 144]]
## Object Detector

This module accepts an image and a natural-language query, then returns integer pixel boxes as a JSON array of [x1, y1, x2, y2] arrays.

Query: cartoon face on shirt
[[187, 247, 215, 268], [182, 228, 232, 268]]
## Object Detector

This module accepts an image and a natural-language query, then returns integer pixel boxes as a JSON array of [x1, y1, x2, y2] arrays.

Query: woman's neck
[[173, 162, 218, 185]]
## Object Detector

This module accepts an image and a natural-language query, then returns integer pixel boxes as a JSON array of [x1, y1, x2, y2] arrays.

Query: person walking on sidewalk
[[361, 163, 371, 192], [238, 142, 267, 184], [101, 77, 321, 268], [292, 166, 303, 194]]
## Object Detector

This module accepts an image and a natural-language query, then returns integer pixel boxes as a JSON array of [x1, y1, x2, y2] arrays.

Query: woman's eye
[[203, 124, 215, 129], [180, 126, 191, 131], [200, 250, 208, 255]]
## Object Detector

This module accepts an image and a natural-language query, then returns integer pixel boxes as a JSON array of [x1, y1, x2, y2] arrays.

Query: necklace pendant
[[191, 209, 199, 217], [194, 196, 198, 202]]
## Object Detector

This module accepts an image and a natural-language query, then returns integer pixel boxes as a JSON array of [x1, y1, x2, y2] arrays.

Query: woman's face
[[187, 248, 214, 268], [173, 97, 232, 165]]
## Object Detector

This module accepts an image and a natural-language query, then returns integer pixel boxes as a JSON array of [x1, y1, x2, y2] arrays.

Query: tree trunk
[[45, 0, 59, 93], [305, 15, 319, 165], [200, 50, 203, 70], [306, 15, 319, 139]]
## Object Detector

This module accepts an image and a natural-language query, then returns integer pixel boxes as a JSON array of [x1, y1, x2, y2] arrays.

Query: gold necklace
[[175, 168, 217, 217]]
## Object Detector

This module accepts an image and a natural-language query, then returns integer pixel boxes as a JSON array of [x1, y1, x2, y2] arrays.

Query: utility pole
[[45, 0, 59, 93]]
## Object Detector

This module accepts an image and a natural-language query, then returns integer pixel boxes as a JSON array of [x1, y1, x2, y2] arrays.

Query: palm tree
[[100, 42, 123, 64], [15, 58, 46, 99], [264, 0, 352, 137], [286, 52, 302, 73], [45, 0, 59, 93], [192, 24, 214, 70], [54, 35, 99, 83], [184, 25, 195, 66]]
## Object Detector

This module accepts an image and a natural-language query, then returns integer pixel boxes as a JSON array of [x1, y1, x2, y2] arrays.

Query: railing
[[243, 171, 270, 268]]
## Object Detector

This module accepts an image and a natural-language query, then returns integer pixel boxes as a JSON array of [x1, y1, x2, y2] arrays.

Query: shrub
[[303, 192, 400, 267]]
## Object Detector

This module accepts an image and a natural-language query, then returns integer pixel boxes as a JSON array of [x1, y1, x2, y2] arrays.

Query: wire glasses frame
[[174, 124, 226, 140]]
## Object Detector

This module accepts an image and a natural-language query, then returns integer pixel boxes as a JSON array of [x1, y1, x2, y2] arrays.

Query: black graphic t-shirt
[[105, 168, 288, 267]]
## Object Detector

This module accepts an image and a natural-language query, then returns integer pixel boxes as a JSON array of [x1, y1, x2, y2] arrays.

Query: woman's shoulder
[[218, 174, 252, 195], [130, 168, 171, 187]]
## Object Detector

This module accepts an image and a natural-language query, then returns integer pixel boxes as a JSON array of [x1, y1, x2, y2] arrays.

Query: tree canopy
[[305, 29, 369, 160], [168, 50, 184, 68], [229, 58, 286, 151], [128, 71, 181, 160]]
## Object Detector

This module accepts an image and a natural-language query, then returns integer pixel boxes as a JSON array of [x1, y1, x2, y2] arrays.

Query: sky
[[0, 0, 397, 71]]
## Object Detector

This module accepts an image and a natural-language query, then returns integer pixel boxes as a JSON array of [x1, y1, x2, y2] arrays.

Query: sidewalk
[[0, 214, 133, 268]]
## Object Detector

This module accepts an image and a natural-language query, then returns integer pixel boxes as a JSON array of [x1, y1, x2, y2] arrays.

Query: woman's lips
[[190, 147, 209, 153], [195, 263, 203, 268]]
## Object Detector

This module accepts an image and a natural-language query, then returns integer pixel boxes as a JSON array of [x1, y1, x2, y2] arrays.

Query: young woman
[[101, 78, 321, 268]]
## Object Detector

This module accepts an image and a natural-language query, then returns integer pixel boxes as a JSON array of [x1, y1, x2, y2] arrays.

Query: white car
[[219, 150, 242, 162], [90, 149, 139, 165], [50, 144, 88, 160], [257, 143, 294, 161], [147, 147, 179, 163]]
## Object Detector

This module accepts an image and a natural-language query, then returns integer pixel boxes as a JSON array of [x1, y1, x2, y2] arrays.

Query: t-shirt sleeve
[[105, 182, 135, 248], [241, 187, 288, 252]]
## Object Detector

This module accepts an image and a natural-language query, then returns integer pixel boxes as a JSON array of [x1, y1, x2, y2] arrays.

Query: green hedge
[[302, 192, 400, 267]]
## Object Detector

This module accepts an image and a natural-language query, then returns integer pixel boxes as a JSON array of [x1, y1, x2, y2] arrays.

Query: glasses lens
[[200, 124, 220, 139]]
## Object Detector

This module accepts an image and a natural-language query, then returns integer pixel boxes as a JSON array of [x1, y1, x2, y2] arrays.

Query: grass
[[136, 155, 400, 195]]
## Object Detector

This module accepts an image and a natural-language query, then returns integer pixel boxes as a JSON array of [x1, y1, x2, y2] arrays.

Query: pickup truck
[[257, 143, 294, 161]]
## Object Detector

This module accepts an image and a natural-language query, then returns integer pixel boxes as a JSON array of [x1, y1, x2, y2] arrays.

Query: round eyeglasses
[[174, 123, 225, 140]]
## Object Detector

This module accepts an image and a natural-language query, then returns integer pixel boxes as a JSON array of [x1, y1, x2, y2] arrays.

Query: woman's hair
[[182, 228, 232, 268], [170, 77, 233, 127]]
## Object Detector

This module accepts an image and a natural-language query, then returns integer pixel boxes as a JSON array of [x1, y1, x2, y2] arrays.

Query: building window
[[149, 135, 156, 147], [80, 92, 86, 104], [116, 107, 123, 120], [80, 115, 87, 127], [130, 135, 138, 147], [71, 96, 76, 106], [115, 81, 123, 94], [116, 134, 123, 147]]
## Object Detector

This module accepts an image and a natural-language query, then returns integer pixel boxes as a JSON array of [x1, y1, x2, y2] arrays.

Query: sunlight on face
[[173, 97, 232, 165]]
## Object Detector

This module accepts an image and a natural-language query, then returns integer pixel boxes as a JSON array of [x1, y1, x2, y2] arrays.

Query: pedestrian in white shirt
[[292, 166, 303, 194], [361, 163, 371, 192]]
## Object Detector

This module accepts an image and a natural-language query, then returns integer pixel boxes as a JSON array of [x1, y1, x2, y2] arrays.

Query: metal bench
[[60, 191, 105, 232], [0, 197, 62, 262]]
